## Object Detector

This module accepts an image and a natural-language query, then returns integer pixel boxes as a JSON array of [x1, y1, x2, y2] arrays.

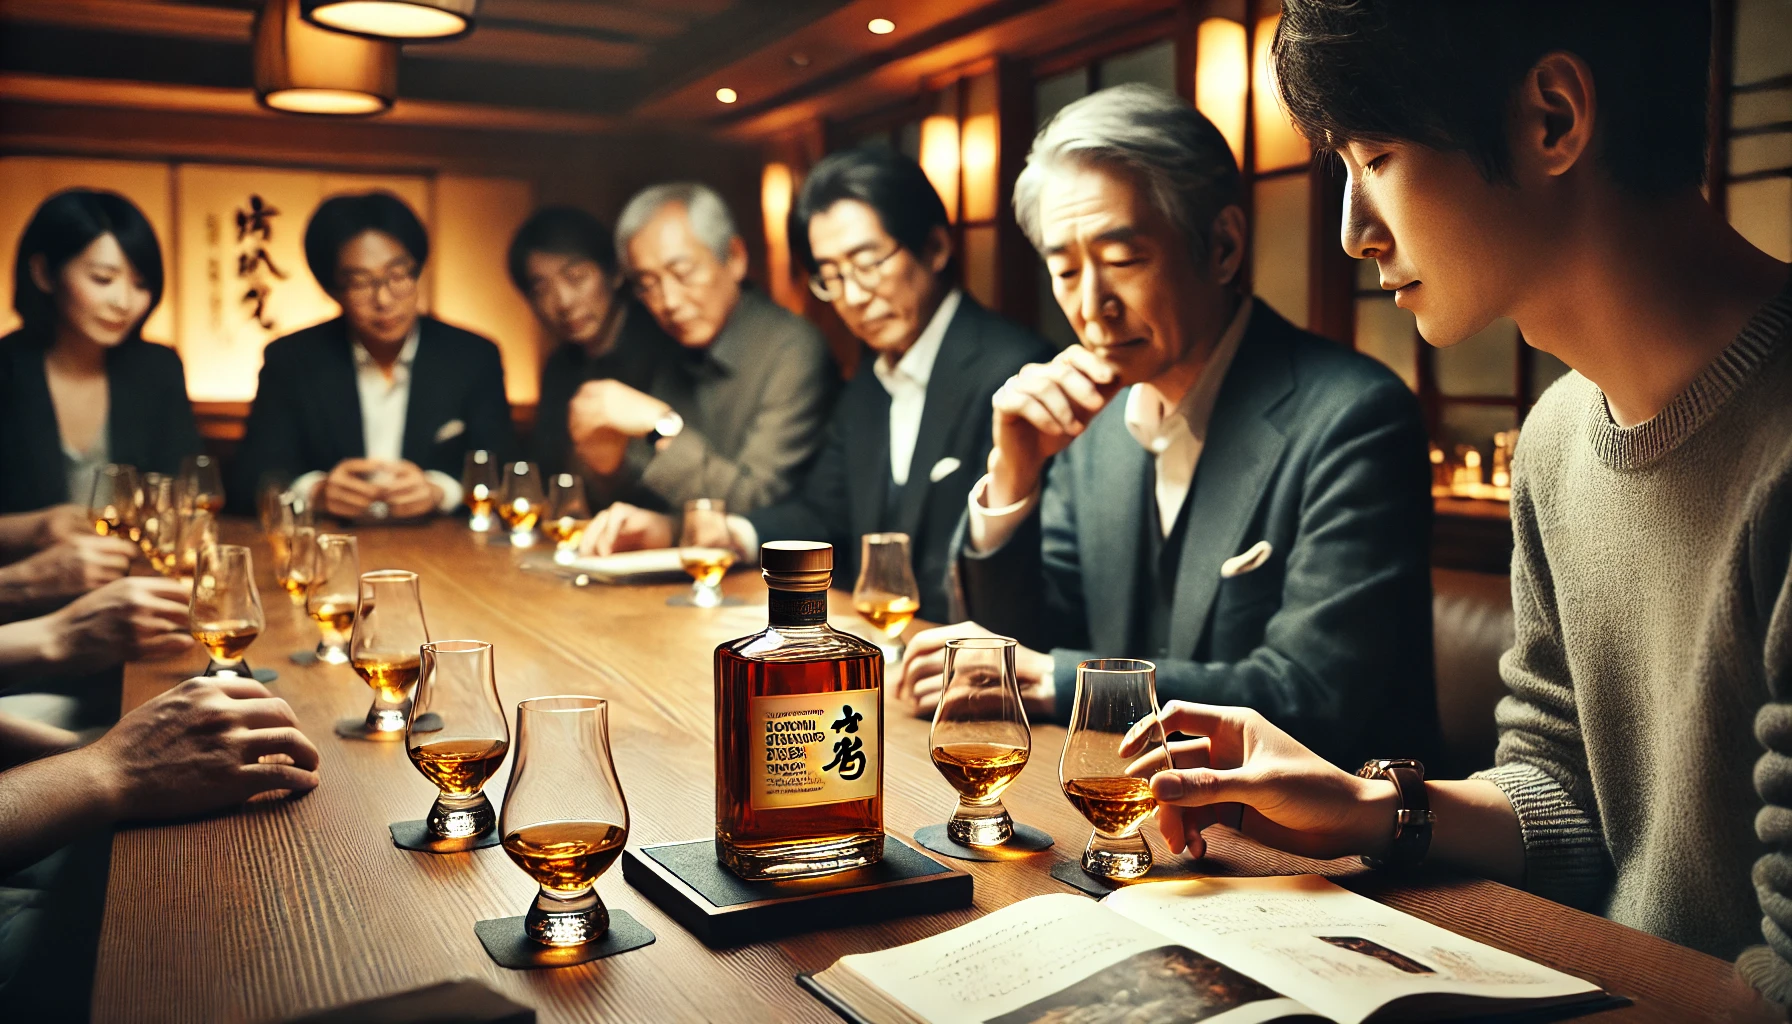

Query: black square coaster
[[623, 835, 972, 947], [1050, 857, 1124, 897], [474, 909, 654, 970], [389, 819, 499, 854], [912, 823, 1054, 862], [289, 650, 318, 666], [336, 712, 442, 740]]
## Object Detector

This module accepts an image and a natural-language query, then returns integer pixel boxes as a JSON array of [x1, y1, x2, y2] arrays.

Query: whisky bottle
[[715, 541, 884, 880]]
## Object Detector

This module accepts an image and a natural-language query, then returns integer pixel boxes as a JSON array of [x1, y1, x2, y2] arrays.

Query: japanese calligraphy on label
[[749, 689, 880, 810]]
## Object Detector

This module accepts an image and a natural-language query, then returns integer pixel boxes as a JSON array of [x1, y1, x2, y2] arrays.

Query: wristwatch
[[649, 411, 685, 447], [1356, 758, 1434, 869]]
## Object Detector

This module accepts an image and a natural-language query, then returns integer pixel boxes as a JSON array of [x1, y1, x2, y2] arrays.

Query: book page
[[1104, 876, 1601, 1024], [835, 893, 1311, 1024]]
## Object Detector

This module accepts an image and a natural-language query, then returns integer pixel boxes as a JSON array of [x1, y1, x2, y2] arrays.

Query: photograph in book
[[986, 945, 1284, 1024]]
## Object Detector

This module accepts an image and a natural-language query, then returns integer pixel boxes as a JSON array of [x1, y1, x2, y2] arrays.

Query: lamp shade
[[301, 0, 476, 41], [255, 0, 399, 116]]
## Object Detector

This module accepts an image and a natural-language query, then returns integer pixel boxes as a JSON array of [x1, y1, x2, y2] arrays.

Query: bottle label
[[767, 589, 828, 626], [750, 689, 880, 810]]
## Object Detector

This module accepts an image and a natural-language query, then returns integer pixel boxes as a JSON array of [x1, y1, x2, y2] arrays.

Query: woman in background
[[0, 189, 200, 514]]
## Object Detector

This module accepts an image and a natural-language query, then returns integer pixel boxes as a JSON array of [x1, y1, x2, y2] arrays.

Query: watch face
[[653, 411, 685, 440]]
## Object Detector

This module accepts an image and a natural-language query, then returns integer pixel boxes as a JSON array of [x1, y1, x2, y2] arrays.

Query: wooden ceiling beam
[[0, 0, 252, 42]]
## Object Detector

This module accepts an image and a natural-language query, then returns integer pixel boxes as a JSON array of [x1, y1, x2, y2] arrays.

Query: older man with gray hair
[[570, 182, 834, 538], [896, 85, 1436, 769]]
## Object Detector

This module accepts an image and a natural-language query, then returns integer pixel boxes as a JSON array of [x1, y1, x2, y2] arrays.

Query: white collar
[[351, 321, 422, 373], [1124, 296, 1253, 454], [873, 287, 960, 393]]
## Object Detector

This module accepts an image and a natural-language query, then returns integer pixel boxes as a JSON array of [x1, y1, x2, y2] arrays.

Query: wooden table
[[96, 520, 1779, 1023]]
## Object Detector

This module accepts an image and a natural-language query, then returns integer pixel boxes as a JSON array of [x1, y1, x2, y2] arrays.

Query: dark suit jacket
[[955, 302, 1436, 767], [0, 328, 202, 514], [529, 302, 678, 510], [747, 296, 1053, 621], [230, 315, 514, 511]]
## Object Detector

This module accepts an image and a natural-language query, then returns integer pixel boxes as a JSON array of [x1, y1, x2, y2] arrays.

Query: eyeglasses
[[809, 245, 903, 303], [629, 259, 715, 304], [339, 265, 419, 304]]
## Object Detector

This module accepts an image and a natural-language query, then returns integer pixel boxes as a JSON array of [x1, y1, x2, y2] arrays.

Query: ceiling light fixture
[[716, 87, 739, 104], [867, 18, 895, 35], [256, 0, 399, 116], [301, 0, 476, 41]]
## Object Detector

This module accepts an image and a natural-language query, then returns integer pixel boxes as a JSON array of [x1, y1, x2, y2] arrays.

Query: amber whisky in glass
[[715, 541, 884, 880]]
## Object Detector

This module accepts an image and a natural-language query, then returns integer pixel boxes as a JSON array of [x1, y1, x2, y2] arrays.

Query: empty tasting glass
[[1060, 659, 1167, 880], [853, 532, 921, 659], [930, 637, 1031, 847], [543, 473, 589, 565], [88, 463, 139, 539], [305, 533, 360, 665], [178, 454, 225, 515], [347, 568, 429, 736], [189, 544, 265, 677], [407, 640, 509, 839], [498, 461, 544, 548], [462, 449, 498, 533], [499, 696, 630, 947], [140, 474, 178, 576], [174, 508, 220, 585], [677, 498, 734, 608], [256, 472, 292, 538]]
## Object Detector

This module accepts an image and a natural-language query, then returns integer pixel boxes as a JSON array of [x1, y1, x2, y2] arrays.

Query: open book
[[802, 875, 1608, 1024]]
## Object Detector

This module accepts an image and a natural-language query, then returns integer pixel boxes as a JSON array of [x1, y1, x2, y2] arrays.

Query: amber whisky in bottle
[[715, 541, 884, 880]]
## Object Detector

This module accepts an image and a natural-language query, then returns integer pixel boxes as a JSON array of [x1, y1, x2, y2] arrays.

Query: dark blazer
[[955, 302, 1436, 767], [0, 328, 202, 514], [748, 295, 1053, 622], [230, 315, 514, 511], [529, 302, 678, 510]]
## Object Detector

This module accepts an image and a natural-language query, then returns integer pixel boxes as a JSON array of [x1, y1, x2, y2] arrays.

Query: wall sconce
[[1194, 17, 1248, 169], [256, 0, 399, 116], [302, 0, 476, 41], [919, 115, 961, 223], [1251, 13, 1311, 171], [761, 162, 801, 313]]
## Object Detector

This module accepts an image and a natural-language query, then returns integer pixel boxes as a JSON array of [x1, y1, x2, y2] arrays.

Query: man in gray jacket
[[569, 182, 833, 532]]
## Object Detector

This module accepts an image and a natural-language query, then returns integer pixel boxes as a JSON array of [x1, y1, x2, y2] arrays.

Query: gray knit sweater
[[1474, 279, 1792, 992]]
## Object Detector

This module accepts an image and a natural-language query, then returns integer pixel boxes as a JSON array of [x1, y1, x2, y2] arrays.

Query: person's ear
[[922, 225, 953, 276], [1516, 51, 1596, 180], [725, 236, 749, 284], [1207, 205, 1248, 287], [28, 253, 53, 296]]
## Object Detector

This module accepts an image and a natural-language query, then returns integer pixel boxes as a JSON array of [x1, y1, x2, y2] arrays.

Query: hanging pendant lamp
[[301, 0, 477, 41], [255, 0, 399, 116]]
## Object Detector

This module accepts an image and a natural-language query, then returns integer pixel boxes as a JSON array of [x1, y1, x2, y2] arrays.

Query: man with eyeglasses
[[233, 191, 515, 520], [583, 150, 1050, 623], [572, 182, 833, 530]]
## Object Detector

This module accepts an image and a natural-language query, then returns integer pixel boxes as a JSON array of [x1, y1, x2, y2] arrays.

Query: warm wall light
[[960, 113, 997, 222], [919, 115, 961, 223], [716, 87, 738, 104], [761, 162, 801, 313], [1194, 17, 1248, 168], [256, 0, 398, 116], [1252, 13, 1311, 171], [302, 0, 475, 41], [867, 18, 895, 34]]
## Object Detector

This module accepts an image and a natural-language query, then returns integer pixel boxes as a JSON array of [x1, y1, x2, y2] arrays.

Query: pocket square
[[433, 419, 466, 444], [1220, 540, 1273, 578], [928, 456, 962, 483]]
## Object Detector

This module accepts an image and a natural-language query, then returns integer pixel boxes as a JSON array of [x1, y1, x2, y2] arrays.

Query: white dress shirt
[[967, 296, 1254, 551], [726, 288, 963, 559], [874, 287, 959, 486], [293, 324, 462, 513]]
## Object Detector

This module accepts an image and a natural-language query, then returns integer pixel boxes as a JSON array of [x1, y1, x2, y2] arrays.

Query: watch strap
[[1357, 759, 1434, 870]]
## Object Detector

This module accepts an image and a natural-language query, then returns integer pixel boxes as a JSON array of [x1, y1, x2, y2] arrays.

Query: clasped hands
[[567, 379, 675, 476], [316, 458, 440, 520]]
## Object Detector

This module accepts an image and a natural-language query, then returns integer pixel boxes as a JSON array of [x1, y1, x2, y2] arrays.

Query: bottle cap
[[761, 540, 830, 592]]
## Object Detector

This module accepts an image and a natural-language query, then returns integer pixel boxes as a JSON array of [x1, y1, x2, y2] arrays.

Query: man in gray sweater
[[1122, 0, 1792, 1002]]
